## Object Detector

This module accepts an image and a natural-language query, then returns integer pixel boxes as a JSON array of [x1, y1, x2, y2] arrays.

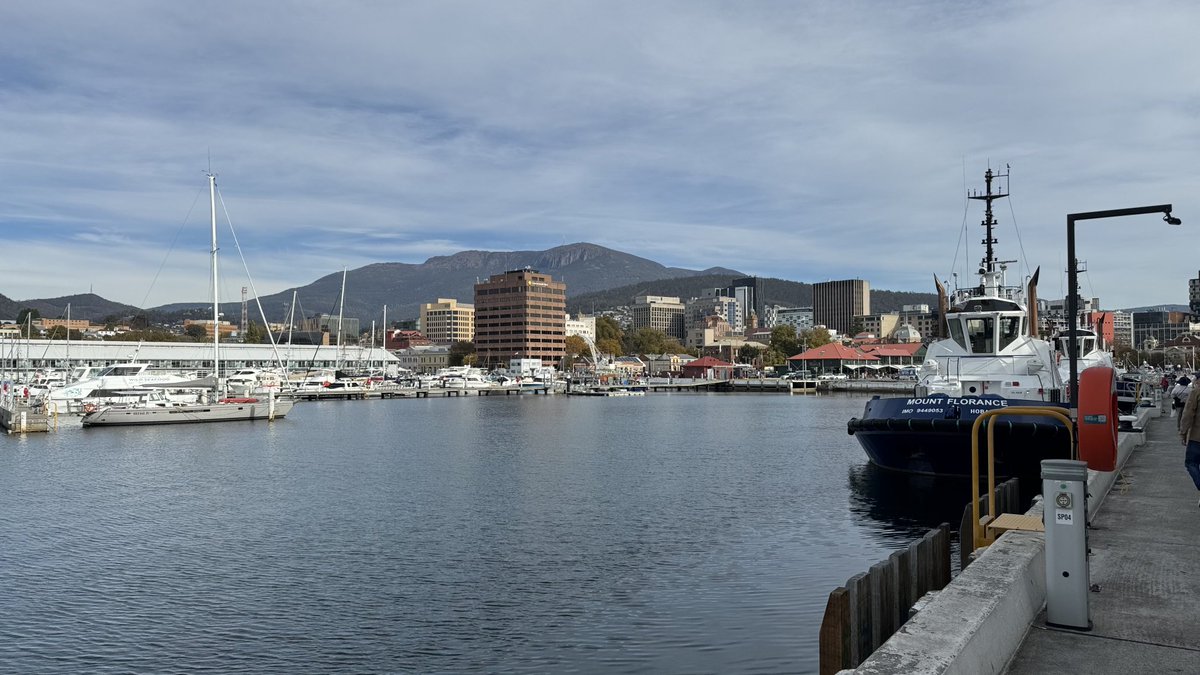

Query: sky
[[1, 1, 1197, 312]]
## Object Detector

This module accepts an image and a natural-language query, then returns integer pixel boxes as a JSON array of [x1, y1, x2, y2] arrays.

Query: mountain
[[205, 242, 743, 323], [0, 293, 142, 324]]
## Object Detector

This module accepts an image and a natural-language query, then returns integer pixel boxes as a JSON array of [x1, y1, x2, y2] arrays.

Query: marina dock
[[0, 395, 54, 433], [842, 403, 1198, 674], [286, 383, 554, 401]]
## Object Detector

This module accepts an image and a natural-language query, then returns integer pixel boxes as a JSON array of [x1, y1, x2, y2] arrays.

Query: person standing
[[1179, 380, 1200, 507]]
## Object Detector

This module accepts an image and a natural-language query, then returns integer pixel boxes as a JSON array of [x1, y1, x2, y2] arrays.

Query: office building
[[813, 279, 870, 336], [419, 298, 475, 345], [473, 268, 566, 368], [630, 296, 686, 340]]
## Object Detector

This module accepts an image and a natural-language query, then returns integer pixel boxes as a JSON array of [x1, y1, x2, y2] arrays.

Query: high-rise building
[[772, 306, 814, 334], [1190, 270, 1200, 321], [813, 279, 870, 336], [630, 295, 686, 340], [1111, 311, 1133, 347], [473, 268, 566, 368], [1132, 310, 1191, 349], [685, 294, 742, 335], [419, 298, 475, 345], [730, 277, 766, 326]]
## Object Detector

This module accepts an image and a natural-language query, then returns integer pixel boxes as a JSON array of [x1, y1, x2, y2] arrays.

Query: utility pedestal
[[1042, 459, 1091, 630]]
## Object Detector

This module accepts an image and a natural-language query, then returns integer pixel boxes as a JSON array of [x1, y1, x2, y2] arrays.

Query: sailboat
[[82, 173, 295, 427]]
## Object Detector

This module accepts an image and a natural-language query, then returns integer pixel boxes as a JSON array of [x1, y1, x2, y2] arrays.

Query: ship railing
[[938, 355, 1043, 378], [969, 406, 1073, 552], [951, 285, 1025, 303]]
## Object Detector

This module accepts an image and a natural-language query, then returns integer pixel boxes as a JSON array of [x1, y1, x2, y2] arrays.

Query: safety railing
[[969, 406, 1074, 552]]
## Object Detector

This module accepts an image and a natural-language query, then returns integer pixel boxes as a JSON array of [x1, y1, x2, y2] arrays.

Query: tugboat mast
[[967, 166, 1009, 274]]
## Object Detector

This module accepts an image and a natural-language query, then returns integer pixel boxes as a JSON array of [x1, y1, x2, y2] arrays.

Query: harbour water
[[0, 393, 979, 674]]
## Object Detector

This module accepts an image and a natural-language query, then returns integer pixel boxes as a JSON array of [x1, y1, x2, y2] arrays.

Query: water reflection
[[846, 462, 976, 537]]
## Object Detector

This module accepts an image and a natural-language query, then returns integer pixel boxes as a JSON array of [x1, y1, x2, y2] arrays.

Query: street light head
[[1164, 212, 1182, 225]]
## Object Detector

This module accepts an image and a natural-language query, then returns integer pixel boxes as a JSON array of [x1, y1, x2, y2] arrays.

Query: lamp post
[[1067, 205, 1180, 418]]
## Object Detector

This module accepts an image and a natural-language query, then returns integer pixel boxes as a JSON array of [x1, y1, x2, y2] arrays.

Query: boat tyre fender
[[83, 403, 96, 414], [1078, 366, 1118, 471]]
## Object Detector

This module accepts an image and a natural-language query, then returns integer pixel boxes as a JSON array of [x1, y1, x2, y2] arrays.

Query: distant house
[[787, 343, 878, 376], [613, 355, 646, 376], [859, 342, 924, 373], [645, 353, 696, 377], [680, 356, 735, 380], [386, 329, 431, 350]]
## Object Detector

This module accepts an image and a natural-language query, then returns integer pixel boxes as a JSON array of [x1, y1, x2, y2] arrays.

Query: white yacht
[[50, 363, 194, 404]]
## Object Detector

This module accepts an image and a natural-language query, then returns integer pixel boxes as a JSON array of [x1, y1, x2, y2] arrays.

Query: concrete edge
[[843, 406, 1155, 675]]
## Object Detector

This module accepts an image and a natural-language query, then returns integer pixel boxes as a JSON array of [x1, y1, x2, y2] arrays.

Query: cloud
[[0, 0, 1197, 310]]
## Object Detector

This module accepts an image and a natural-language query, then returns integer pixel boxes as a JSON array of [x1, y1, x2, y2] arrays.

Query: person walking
[[1171, 374, 1192, 427], [1179, 378, 1200, 508]]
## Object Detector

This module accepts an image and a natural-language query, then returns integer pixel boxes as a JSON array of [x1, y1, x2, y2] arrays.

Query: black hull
[[848, 395, 1072, 478]]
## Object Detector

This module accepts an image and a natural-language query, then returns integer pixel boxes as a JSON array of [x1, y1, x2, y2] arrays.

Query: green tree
[[769, 325, 799, 356], [448, 340, 476, 367], [622, 328, 684, 356], [800, 326, 833, 349], [761, 347, 788, 367], [737, 344, 761, 364], [184, 324, 208, 340], [596, 315, 622, 340], [242, 321, 266, 344], [596, 338, 623, 358], [565, 334, 588, 357], [46, 327, 85, 341], [15, 308, 40, 326], [129, 314, 151, 330]]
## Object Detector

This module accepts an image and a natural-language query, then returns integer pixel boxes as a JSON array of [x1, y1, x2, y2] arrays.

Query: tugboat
[[847, 167, 1073, 477]]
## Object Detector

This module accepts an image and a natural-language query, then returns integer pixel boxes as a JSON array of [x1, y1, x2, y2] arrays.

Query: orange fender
[[1078, 366, 1118, 471]]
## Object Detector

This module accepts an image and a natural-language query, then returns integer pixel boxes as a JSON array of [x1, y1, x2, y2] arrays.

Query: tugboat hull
[[848, 394, 1072, 478]]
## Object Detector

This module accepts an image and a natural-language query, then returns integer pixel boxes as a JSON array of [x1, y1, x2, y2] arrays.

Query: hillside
[[208, 242, 743, 323], [0, 293, 142, 324]]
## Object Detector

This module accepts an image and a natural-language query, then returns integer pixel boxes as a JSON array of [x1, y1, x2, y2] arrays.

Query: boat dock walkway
[[845, 405, 1198, 674], [1004, 410, 1199, 673], [0, 397, 53, 433]]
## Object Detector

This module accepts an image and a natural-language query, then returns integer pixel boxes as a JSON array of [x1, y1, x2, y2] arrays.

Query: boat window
[[948, 320, 966, 349], [965, 317, 994, 354], [998, 316, 1022, 350]]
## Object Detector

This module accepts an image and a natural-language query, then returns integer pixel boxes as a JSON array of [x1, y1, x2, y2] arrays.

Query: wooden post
[[848, 572, 871, 665], [890, 548, 910, 625], [818, 587, 852, 675], [872, 559, 895, 645]]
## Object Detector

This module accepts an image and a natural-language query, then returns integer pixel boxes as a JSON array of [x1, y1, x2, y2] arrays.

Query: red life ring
[[1078, 366, 1118, 471], [83, 403, 96, 414], [322, 381, 331, 387]]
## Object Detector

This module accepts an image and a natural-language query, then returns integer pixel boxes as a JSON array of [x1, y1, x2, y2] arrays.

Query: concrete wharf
[[1004, 410, 1198, 673], [844, 403, 1198, 674]]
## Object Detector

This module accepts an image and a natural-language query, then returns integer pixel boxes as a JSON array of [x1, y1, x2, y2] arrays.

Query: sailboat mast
[[210, 173, 220, 384], [336, 267, 347, 370]]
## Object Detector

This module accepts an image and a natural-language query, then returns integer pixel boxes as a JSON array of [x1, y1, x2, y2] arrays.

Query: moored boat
[[848, 167, 1072, 478], [82, 172, 295, 428]]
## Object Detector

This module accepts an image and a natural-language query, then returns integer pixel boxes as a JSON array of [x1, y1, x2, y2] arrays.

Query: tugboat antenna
[[967, 167, 1009, 273]]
